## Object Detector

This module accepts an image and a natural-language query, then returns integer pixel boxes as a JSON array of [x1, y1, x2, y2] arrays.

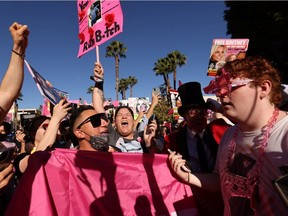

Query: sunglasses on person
[[203, 69, 254, 97], [77, 113, 108, 129], [188, 109, 208, 116]]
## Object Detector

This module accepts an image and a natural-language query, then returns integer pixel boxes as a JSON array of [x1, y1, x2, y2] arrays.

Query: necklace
[[221, 108, 279, 210]]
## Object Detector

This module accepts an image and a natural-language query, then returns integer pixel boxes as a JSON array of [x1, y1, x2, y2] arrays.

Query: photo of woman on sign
[[208, 44, 227, 71], [88, 0, 102, 27]]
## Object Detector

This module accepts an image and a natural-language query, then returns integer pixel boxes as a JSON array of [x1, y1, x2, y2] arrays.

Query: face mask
[[89, 134, 109, 151]]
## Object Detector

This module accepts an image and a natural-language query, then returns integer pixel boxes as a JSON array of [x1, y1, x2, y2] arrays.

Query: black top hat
[[177, 82, 207, 116]]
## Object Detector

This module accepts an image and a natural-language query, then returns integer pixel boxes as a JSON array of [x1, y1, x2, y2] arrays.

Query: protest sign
[[77, 0, 124, 58], [207, 38, 249, 76]]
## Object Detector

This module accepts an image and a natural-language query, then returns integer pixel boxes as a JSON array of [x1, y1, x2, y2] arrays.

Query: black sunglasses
[[77, 113, 108, 129]]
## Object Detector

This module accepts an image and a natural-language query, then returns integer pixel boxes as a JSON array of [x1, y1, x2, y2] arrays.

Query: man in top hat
[[163, 81, 230, 216]]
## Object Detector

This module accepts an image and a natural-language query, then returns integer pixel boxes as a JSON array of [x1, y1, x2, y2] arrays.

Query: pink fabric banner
[[77, 0, 124, 58], [6, 149, 198, 216]]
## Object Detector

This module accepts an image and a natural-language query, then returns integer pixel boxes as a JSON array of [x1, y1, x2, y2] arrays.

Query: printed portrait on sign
[[136, 97, 150, 113], [88, 0, 102, 27]]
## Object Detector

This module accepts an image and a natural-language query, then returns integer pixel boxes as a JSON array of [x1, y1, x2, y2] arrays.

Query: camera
[[69, 103, 78, 113], [63, 100, 77, 114]]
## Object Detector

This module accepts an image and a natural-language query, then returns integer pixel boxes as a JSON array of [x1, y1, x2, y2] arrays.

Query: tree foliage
[[167, 50, 187, 90], [153, 99, 174, 124], [127, 76, 137, 97], [153, 50, 186, 107], [105, 40, 127, 100], [224, 1, 288, 83], [118, 78, 129, 100], [87, 86, 94, 94]]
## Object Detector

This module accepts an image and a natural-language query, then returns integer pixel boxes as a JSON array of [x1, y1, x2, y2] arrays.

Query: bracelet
[[90, 75, 104, 82], [187, 172, 190, 184], [12, 49, 25, 59]]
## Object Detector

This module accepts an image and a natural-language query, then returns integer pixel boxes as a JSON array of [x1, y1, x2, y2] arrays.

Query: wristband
[[90, 75, 104, 82], [12, 49, 25, 59], [94, 80, 103, 90]]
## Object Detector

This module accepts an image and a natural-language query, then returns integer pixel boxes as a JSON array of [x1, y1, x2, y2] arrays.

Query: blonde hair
[[210, 45, 227, 61]]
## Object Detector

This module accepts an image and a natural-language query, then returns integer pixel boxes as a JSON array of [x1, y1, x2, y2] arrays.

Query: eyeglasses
[[204, 77, 254, 97], [77, 113, 108, 129], [216, 79, 254, 97], [203, 68, 255, 97], [188, 109, 207, 116]]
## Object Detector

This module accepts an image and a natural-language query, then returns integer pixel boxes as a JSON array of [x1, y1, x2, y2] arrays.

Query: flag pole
[[96, 45, 99, 63]]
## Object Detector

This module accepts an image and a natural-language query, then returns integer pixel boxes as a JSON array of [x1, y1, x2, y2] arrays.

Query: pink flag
[[6, 149, 198, 215], [77, 0, 124, 58], [42, 98, 51, 116]]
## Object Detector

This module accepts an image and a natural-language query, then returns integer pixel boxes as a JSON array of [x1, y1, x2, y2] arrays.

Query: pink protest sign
[[77, 0, 124, 58], [207, 38, 249, 76]]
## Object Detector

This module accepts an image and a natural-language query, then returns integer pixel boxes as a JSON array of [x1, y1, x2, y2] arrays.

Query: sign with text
[[77, 0, 124, 57], [207, 38, 249, 76]]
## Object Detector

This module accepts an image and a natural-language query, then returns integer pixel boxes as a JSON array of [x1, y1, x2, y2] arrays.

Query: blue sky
[[0, 1, 228, 109]]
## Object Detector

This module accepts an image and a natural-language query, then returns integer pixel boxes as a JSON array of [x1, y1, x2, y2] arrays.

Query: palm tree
[[105, 41, 127, 101], [118, 78, 129, 100], [127, 76, 137, 97], [153, 57, 173, 106], [17, 92, 23, 101], [167, 50, 187, 90], [87, 86, 94, 94]]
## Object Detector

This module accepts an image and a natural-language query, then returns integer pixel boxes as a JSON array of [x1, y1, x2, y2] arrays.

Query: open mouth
[[121, 121, 128, 126]]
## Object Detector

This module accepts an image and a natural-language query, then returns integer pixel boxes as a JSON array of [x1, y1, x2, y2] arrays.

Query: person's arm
[[16, 132, 26, 153], [36, 99, 70, 151], [168, 151, 221, 192], [0, 22, 29, 124], [145, 92, 161, 119], [18, 100, 70, 175], [133, 110, 144, 131], [137, 91, 161, 133], [143, 120, 159, 153], [0, 164, 14, 190], [92, 62, 105, 113]]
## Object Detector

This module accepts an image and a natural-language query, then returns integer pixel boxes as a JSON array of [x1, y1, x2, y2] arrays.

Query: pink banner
[[77, 0, 124, 58], [6, 149, 198, 215]]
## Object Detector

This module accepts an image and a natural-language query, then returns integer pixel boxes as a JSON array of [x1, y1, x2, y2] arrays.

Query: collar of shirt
[[186, 127, 204, 140]]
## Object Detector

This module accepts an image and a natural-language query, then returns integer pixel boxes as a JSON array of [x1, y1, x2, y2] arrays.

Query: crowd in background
[[1, 22, 288, 216]]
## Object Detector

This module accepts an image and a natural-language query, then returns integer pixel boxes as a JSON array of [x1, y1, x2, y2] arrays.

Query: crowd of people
[[0, 21, 288, 215]]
